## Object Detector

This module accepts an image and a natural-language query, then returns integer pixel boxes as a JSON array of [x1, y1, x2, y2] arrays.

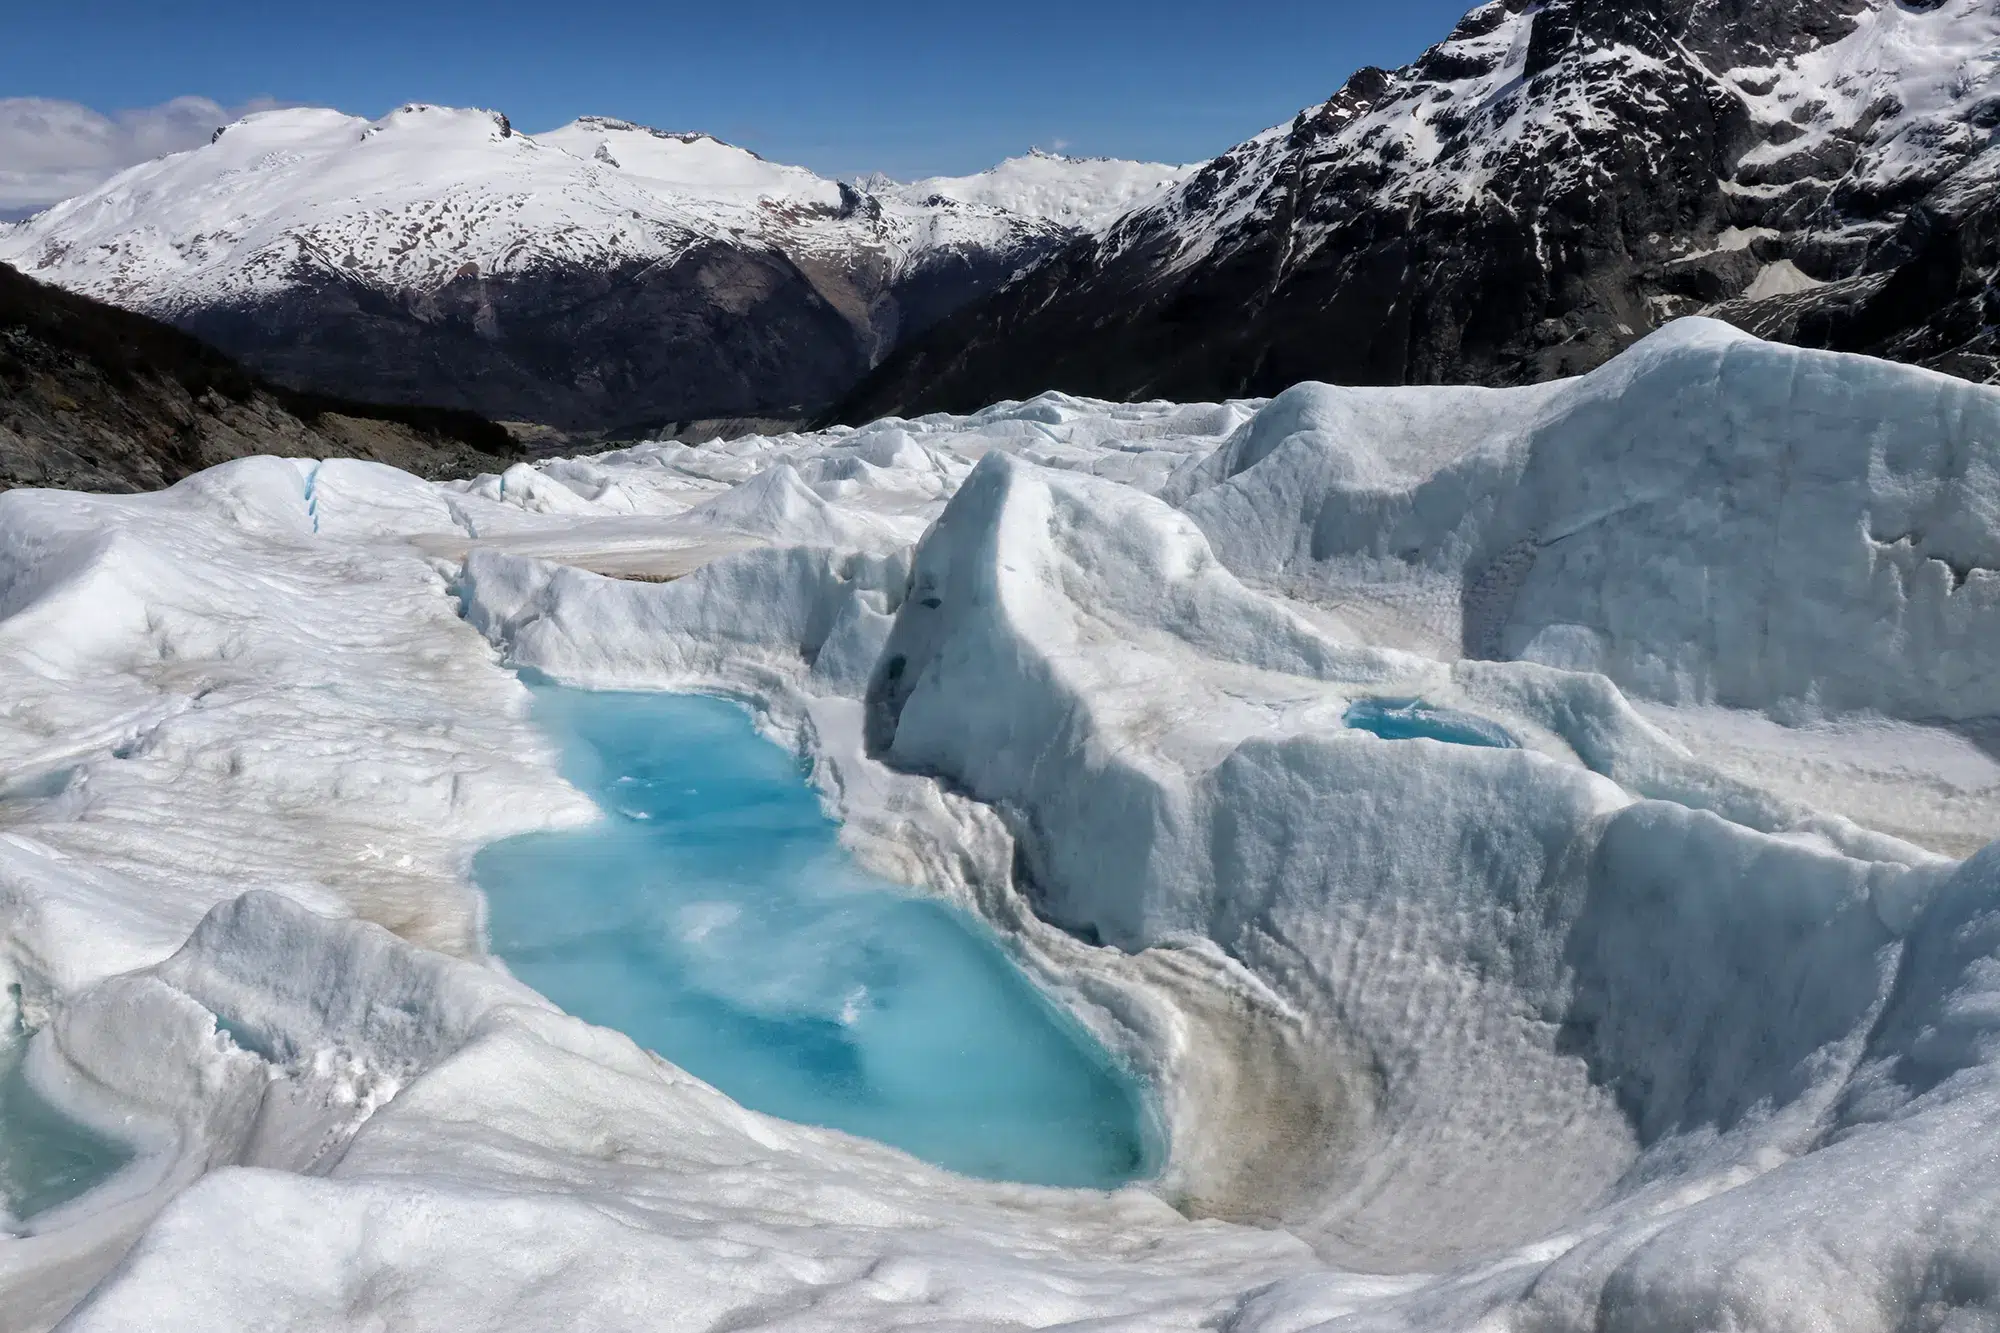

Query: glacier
[[0, 317, 1997, 1330]]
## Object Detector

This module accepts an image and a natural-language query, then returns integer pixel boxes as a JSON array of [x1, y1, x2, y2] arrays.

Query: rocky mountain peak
[[836, 0, 2000, 422], [1522, 0, 1683, 75]]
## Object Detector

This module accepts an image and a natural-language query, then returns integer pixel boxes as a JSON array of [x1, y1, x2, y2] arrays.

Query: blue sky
[[3, 0, 1478, 188]]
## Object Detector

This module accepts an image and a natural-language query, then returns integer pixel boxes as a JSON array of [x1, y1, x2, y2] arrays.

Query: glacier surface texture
[[0, 319, 1997, 1331]]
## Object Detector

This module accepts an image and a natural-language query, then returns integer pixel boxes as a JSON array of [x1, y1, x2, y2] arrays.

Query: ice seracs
[[1173, 318, 2000, 722], [1, 321, 1998, 1329]]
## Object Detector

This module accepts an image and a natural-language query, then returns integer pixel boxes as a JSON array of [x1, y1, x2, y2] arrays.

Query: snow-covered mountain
[[842, 0, 2000, 419], [868, 148, 1208, 230], [0, 105, 1192, 431]]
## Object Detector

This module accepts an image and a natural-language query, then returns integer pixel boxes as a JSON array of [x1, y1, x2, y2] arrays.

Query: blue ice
[[1345, 697, 1519, 748], [475, 685, 1159, 1189], [0, 1032, 132, 1225]]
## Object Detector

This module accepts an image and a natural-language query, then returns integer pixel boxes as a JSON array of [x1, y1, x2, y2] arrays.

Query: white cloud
[[0, 96, 284, 210]]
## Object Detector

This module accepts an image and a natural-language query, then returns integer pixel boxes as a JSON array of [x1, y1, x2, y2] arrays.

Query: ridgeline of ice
[[0, 319, 1997, 1330]]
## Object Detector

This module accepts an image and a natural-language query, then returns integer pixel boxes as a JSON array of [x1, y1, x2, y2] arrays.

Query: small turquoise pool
[[475, 685, 1158, 1189], [0, 1032, 132, 1226], [1345, 698, 1518, 749]]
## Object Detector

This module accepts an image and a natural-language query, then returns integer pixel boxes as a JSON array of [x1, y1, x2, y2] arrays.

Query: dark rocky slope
[[1, 262, 521, 494], [1717, 162, 2000, 382], [171, 232, 1053, 438]]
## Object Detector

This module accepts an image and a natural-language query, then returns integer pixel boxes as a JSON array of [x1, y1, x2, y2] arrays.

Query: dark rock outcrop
[[1729, 166, 2000, 384], [162, 218, 1064, 436], [176, 244, 872, 437], [1, 262, 521, 494]]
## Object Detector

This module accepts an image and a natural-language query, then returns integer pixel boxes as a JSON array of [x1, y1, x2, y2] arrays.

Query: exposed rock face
[[0, 262, 520, 494], [838, 0, 2000, 420], [167, 211, 1068, 437], [172, 247, 882, 437], [1721, 158, 2000, 381]]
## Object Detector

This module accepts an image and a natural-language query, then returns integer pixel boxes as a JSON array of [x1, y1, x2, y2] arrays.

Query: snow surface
[[2, 319, 1999, 1330], [872, 149, 1197, 229], [0, 105, 1192, 316]]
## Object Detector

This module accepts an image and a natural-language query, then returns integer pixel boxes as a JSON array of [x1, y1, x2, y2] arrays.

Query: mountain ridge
[[834, 0, 2000, 421], [0, 105, 1195, 432]]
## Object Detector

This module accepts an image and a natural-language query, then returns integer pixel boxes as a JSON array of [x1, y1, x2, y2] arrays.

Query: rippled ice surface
[[476, 686, 1158, 1189], [0, 1033, 132, 1227]]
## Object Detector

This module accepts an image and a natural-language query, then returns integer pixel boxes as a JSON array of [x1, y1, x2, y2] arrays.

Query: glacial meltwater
[[0, 1033, 133, 1227], [1345, 697, 1519, 749], [475, 686, 1158, 1189]]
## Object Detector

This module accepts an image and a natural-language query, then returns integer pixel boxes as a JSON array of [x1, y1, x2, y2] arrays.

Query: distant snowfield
[[3, 319, 2000, 1331], [0, 104, 1196, 314]]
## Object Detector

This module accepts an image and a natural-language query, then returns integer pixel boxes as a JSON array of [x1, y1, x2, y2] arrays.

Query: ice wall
[[1172, 319, 2000, 720], [859, 451, 1950, 1272]]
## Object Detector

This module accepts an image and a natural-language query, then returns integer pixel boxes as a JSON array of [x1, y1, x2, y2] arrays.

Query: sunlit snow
[[0, 105, 1195, 314], [2, 319, 1998, 1331]]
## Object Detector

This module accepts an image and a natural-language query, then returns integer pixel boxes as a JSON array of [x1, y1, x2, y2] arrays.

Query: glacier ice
[[0, 319, 1996, 1330]]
